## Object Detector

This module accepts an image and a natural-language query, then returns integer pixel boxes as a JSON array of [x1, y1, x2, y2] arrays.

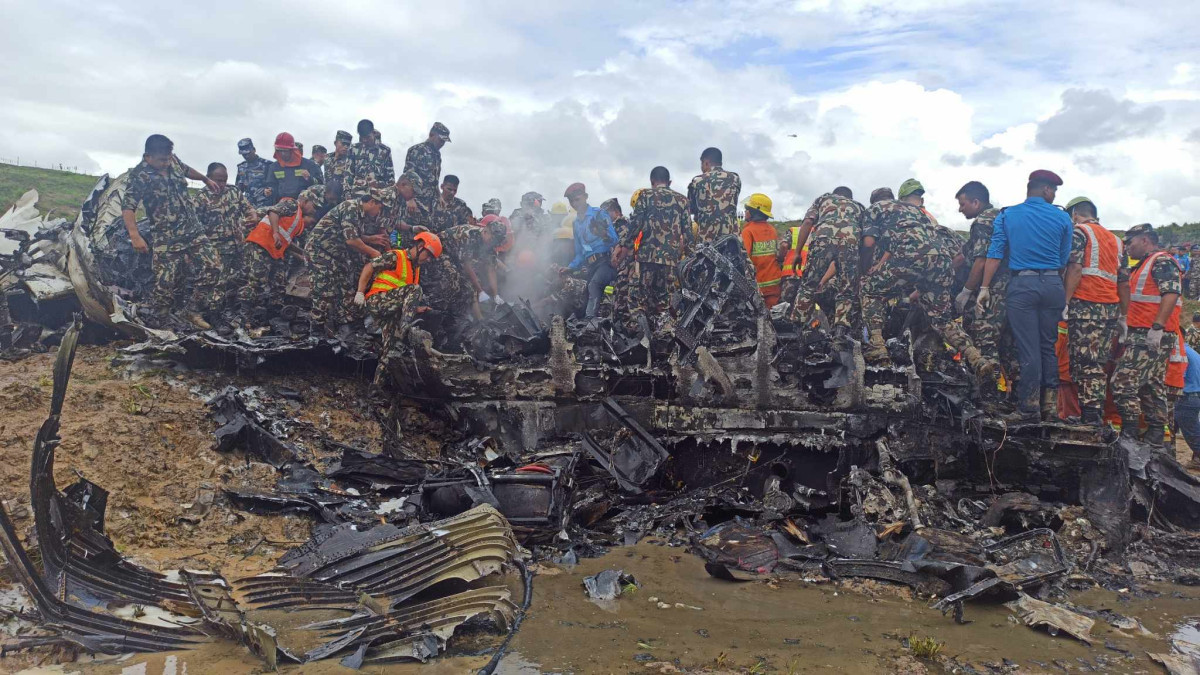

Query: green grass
[[0, 163, 100, 221]]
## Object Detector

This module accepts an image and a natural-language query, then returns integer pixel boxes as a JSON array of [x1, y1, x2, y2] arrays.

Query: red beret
[[1028, 169, 1063, 186], [564, 182, 587, 198]]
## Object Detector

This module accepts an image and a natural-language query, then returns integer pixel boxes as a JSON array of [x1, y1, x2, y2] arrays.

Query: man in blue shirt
[[1175, 344, 1200, 470], [561, 182, 618, 318], [977, 169, 1073, 423]]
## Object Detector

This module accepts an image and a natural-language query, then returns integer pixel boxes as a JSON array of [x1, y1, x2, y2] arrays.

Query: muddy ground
[[1, 345, 1198, 674]]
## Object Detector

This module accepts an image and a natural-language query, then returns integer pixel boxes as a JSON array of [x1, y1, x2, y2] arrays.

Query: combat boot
[[863, 329, 891, 366], [1041, 388, 1060, 423], [962, 345, 996, 380]]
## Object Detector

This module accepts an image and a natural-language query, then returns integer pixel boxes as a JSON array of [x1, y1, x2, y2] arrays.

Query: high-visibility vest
[[246, 208, 305, 260], [1167, 327, 1187, 388], [1128, 251, 1183, 331], [1072, 220, 1121, 304], [782, 227, 801, 277], [366, 249, 418, 298]]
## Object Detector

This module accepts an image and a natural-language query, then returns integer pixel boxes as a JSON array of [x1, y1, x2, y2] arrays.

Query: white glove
[[494, 295, 506, 306], [353, 291, 366, 306], [975, 287, 992, 314], [1118, 322, 1129, 345], [478, 291, 491, 303], [1146, 326, 1164, 355], [1061, 306, 1068, 322], [954, 287, 974, 314]]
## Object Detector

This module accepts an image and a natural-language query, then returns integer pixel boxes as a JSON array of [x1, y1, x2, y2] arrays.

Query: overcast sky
[[3, 0, 1199, 226]]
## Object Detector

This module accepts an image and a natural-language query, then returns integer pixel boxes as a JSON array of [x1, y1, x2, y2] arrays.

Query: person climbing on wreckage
[[353, 230, 443, 386]]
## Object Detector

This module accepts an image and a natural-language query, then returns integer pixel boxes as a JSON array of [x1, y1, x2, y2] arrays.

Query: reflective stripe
[[1131, 251, 1166, 302], [1077, 222, 1119, 282], [757, 278, 781, 288], [366, 250, 413, 298]]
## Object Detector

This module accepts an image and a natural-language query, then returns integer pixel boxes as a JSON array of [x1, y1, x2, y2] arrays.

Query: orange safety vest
[[1128, 250, 1182, 331], [365, 249, 418, 298], [1072, 220, 1121, 304], [782, 227, 800, 278], [246, 209, 305, 260], [1167, 327, 1187, 388], [742, 221, 782, 291]]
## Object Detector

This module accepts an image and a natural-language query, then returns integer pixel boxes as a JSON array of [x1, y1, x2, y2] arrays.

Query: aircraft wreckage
[[4, 176, 1200, 668]]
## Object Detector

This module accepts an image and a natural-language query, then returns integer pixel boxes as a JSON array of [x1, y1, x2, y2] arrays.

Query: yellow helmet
[[744, 193, 773, 219], [549, 201, 569, 215], [630, 188, 645, 209]]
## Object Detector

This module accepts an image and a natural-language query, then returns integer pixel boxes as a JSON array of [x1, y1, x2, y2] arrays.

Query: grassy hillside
[[0, 163, 100, 221]]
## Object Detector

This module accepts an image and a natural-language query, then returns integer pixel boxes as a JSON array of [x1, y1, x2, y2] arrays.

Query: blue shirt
[[1176, 254, 1191, 273], [567, 205, 618, 270], [1185, 345, 1200, 394], [986, 197, 1072, 271]]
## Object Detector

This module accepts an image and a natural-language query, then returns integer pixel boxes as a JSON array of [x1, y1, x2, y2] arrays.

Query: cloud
[[1035, 89, 1165, 150], [967, 147, 1012, 167]]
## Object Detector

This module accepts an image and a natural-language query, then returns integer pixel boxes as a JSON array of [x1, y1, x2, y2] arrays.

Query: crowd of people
[[117, 122, 1200, 463]]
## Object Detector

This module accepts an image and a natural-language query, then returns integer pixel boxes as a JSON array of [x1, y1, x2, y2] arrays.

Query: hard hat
[[744, 193, 773, 219], [630, 188, 645, 210], [414, 231, 443, 258], [898, 178, 924, 199], [1064, 196, 1095, 216], [555, 224, 574, 240], [273, 132, 297, 150], [549, 201, 569, 215]]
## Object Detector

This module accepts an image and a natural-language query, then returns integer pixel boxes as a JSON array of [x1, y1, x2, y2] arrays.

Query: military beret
[[1028, 169, 1063, 186], [1125, 223, 1155, 240], [335, 130, 352, 143], [431, 122, 451, 141], [564, 182, 586, 199]]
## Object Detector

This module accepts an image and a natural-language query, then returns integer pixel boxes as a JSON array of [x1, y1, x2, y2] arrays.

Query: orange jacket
[[1167, 328, 1187, 388], [366, 249, 419, 298], [1072, 221, 1121, 304], [741, 221, 782, 292], [1128, 251, 1182, 331], [246, 210, 305, 260]]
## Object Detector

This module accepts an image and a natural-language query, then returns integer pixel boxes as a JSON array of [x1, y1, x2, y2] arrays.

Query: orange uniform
[[741, 221, 782, 307]]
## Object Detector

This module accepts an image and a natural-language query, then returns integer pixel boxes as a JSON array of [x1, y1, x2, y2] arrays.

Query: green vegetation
[[906, 634, 944, 659], [0, 163, 99, 221]]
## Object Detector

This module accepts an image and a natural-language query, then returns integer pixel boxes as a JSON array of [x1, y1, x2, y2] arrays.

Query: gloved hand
[[353, 291, 366, 306], [1146, 326, 1164, 355], [1118, 321, 1129, 345], [954, 287, 974, 314], [495, 295, 506, 306], [478, 291, 491, 303], [975, 286, 992, 314], [1062, 306, 1069, 322]]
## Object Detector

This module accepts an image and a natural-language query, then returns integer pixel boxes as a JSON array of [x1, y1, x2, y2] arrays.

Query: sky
[[2, 0, 1199, 227]]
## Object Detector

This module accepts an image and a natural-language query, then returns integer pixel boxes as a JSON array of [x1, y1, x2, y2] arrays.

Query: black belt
[[586, 252, 608, 266], [1013, 269, 1059, 276]]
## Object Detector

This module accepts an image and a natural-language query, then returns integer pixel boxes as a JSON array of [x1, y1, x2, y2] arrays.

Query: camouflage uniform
[[194, 185, 257, 309], [1110, 253, 1183, 441], [1188, 261, 1200, 301], [789, 193, 864, 332], [861, 200, 977, 359], [120, 156, 222, 317], [687, 167, 742, 243], [238, 186, 323, 313], [430, 195, 474, 233], [323, 151, 353, 196], [347, 142, 394, 192], [963, 207, 1019, 383], [364, 250, 424, 386], [403, 140, 442, 210], [419, 255, 472, 314], [510, 206, 551, 240], [1065, 222, 1129, 413], [1186, 323, 1200, 352], [617, 186, 695, 334], [235, 155, 273, 209], [306, 199, 370, 325]]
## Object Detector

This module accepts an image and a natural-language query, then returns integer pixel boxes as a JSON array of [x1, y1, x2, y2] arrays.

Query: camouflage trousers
[[309, 249, 356, 327], [789, 238, 858, 331], [863, 253, 974, 354], [150, 241, 222, 316], [419, 256, 471, 315], [1110, 328, 1175, 438], [211, 241, 246, 310], [696, 223, 738, 245], [968, 275, 1019, 384], [1066, 307, 1119, 412], [366, 284, 422, 387], [619, 261, 678, 335], [238, 245, 290, 313]]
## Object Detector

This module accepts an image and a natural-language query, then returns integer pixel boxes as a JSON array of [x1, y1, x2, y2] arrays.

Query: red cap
[[274, 132, 297, 150], [564, 182, 586, 199], [1028, 169, 1063, 186]]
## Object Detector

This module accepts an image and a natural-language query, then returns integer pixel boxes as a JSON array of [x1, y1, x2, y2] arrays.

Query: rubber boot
[[962, 345, 996, 380], [1041, 388, 1060, 423], [863, 329, 891, 366]]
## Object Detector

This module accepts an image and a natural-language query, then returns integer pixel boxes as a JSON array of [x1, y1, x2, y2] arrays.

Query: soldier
[[264, 132, 322, 204], [193, 162, 258, 313], [861, 179, 995, 378], [1061, 196, 1127, 425], [789, 187, 864, 338], [352, 231, 442, 386], [741, 193, 782, 308], [429, 175, 474, 233], [562, 182, 619, 318], [347, 119, 395, 191], [509, 192, 549, 240], [441, 220, 507, 316], [387, 171, 433, 243], [403, 122, 449, 210], [614, 169, 694, 334], [482, 198, 502, 217], [306, 186, 391, 332], [1189, 245, 1200, 300], [601, 197, 634, 326], [239, 185, 326, 325], [235, 138, 273, 209], [311, 144, 327, 167], [324, 130, 354, 196], [120, 134, 224, 330], [687, 147, 741, 243], [1187, 313, 1200, 352], [955, 181, 1016, 406], [1111, 223, 1183, 448]]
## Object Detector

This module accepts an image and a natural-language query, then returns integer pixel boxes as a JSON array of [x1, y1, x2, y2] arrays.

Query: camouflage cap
[[312, 144, 327, 154], [599, 198, 621, 214], [431, 122, 451, 141], [335, 130, 352, 143], [521, 191, 544, 206], [366, 184, 394, 205], [482, 197, 502, 215], [299, 185, 326, 210], [397, 170, 420, 186], [870, 187, 895, 204], [484, 217, 508, 241], [237, 137, 254, 153], [897, 178, 924, 199], [1124, 223, 1155, 241]]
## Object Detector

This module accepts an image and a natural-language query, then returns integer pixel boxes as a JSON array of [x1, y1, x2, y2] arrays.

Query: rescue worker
[[1061, 196, 1128, 426], [861, 180, 995, 378], [353, 231, 443, 385], [240, 185, 326, 325], [403, 122, 449, 210], [264, 132, 322, 204], [193, 162, 258, 313], [1187, 313, 1200, 352], [562, 182, 618, 318], [978, 170, 1072, 423], [740, 193, 782, 308], [384, 171, 432, 245], [1189, 245, 1200, 300], [441, 220, 507, 317], [324, 130, 354, 196], [1110, 223, 1182, 448], [430, 175, 474, 233], [482, 198, 502, 217], [1167, 328, 1187, 443], [602, 197, 635, 328], [613, 168, 694, 335], [687, 147, 742, 243], [120, 134, 224, 330], [306, 185, 391, 332], [789, 187, 863, 338], [311, 144, 328, 171], [347, 119, 395, 190], [235, 138, 273, 209], [1175, 343, 1200, 470], [549, 201, 575, 267], [510, 192, 549, 240], [778, 224, 806, 301]]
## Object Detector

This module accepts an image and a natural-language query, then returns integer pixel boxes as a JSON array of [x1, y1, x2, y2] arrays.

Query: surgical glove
[[1146, 326, 1164, 355], [1118, 322, 1129, 345], [975, 286, 992, 313], [954, 287, 974, 314], [353, 291, 365, 306], [1062, 306, 1068, 322], [495, 295, 506, 306], [478, 291, 491, 303]]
